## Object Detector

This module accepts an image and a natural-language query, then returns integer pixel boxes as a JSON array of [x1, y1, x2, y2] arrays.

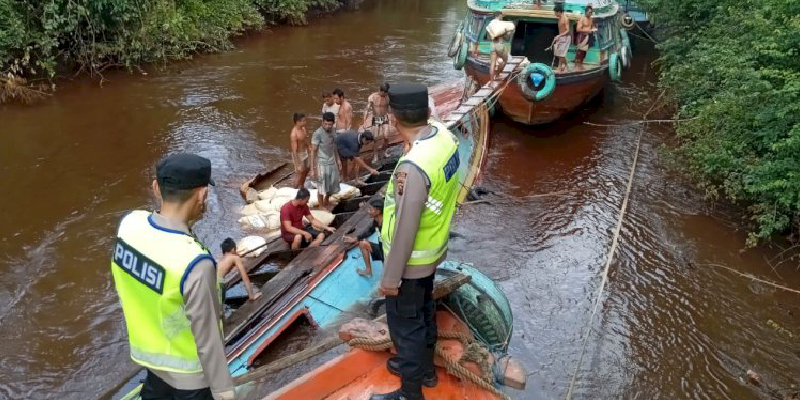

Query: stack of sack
[[238, 184, 361, 232]]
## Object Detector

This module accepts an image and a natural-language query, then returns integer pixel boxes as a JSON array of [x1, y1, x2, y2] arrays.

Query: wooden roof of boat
[[468, 0, 619, 19]]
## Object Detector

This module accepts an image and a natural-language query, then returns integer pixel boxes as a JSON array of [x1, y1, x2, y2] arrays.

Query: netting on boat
[[436, 262, 513, 353]]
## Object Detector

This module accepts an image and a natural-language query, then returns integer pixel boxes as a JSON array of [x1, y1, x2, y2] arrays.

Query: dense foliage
[[640, 0, 800, 244], [0, 0, 335, 100]]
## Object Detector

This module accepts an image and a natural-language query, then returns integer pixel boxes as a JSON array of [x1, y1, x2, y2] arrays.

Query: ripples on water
[[1, 0, 799, 399]]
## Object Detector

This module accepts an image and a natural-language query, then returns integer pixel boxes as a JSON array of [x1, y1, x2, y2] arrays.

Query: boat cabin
[[465, 0, 623, 73]]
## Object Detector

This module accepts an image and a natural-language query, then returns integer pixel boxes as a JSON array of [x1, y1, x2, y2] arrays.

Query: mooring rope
[[348, 330, 510, 400], [564, 124, 644, 400]]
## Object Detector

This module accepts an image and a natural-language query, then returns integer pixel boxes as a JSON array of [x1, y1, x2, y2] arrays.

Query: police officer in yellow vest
[[370, 83, 460, 400], [111, 153, 235, 400]]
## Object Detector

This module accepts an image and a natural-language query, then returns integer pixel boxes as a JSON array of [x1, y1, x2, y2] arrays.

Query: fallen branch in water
[[461, 199, 492, 206], [518, 189, 575, 199], [0, 76, 51, 104], [583, 117, 697, 127], [702, 263, 800, 295], [461, 189, 576, 206]]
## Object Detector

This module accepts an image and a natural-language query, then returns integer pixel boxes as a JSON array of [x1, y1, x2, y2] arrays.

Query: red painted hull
[[465, 59, 606, 125], [265, 311, 503, 400]]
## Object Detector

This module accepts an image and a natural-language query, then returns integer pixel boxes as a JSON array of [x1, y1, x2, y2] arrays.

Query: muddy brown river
[[1, 0, 798, 398]]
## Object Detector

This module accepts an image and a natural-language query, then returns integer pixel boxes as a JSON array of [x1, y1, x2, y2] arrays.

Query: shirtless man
[[551, 2, 571, 73], [363, 83, 390, 164], [333, 88, 353, 132], [575, 5, 597, 69], [290, 112, 312, 188], [217, 238, 261, 301]]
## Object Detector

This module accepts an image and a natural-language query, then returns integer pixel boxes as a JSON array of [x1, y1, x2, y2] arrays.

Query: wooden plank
[[463, 97, 483, 106], [223, 205, 377, 342], [455, 105, 473, 114], [474, 87, 493, 97]]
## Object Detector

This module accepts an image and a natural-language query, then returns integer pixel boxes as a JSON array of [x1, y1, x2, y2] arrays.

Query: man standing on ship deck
[[552, 2, 572, 73], [575, 4, 597, 69], [312, 112, 341, 209], [363, 82, 391, 164], [370, 83, 461, 400], [110, 153, 235, 400], [290, 112, 311, 188], [334, 88, 353, 132]]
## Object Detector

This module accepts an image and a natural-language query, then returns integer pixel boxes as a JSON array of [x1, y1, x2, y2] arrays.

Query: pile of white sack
[[238, 183, 361, 232]]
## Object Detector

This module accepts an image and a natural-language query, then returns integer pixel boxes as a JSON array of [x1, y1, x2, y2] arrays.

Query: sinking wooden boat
[[223, 79, 492, 377], [453, 0, 632, 125], [108, 79, 495, 399], [264, 263, 525, 400]]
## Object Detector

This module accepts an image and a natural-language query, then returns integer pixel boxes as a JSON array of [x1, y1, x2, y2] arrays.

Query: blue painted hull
[[227, 231, 386, 376], [114, 82, 492, 399]]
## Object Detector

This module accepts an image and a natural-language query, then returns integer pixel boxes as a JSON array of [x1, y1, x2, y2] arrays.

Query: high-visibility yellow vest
[[110, 210, 217, 373], [381, 121, 460, 265]]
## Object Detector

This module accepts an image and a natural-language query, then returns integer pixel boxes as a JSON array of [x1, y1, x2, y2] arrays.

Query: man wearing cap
[[110, 153, 235, 400], [371, 83, 461, 400]]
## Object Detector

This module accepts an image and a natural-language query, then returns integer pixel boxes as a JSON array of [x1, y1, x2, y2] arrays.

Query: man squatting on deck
[[344, 195, 385, 278], [280, 187, 336, 250], [110, 153, 235, 400], [370, 83, 461, 400]]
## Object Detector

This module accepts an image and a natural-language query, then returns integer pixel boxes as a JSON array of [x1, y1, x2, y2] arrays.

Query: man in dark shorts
[[344, 195, 385, 277], [280, 188, 336, 249], [335, 130, 379, 184]]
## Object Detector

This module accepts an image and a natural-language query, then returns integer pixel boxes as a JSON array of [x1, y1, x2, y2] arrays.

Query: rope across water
[[563, 124, 645, 400]]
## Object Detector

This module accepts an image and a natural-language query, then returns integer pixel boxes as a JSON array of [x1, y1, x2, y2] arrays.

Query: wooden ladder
[[444, 56, 527, 128]]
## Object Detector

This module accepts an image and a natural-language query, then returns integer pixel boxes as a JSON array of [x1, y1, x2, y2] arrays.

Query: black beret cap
[[388, 82, 428, 111], [156, 153, 215, 190]]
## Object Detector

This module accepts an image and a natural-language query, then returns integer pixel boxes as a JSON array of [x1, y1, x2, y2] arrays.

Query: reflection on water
[[0, 0, 798, 399]]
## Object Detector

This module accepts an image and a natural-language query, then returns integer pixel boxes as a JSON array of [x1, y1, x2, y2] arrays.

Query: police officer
[[370, 83, 461, 400], [110, 153, 235, 400]]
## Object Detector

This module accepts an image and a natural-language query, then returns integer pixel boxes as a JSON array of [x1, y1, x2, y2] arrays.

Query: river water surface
[[1, 0, 798, 399]]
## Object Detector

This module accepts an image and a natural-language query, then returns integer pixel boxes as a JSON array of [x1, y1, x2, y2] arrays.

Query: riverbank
[[0, 0, 365, 104], [640, 0, 800, 245]]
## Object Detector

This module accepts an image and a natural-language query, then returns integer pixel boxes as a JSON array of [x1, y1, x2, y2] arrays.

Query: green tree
[[640, 0, 800, 244]]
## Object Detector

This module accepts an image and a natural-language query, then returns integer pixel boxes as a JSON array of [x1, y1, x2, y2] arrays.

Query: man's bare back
[[218, 253, 261, 301], [290, 126, 309, 170]]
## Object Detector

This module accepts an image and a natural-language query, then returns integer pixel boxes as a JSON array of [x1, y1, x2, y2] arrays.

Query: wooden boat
[[453, 0, 632, 125], [263, 262, 525, 400], [223, 79, 491, 377], [108, 79, 494, 399]]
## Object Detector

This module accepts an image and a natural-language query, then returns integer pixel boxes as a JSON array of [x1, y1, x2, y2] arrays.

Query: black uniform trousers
[[141, 369, 214, 400], [385, 273, 437, 397]]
